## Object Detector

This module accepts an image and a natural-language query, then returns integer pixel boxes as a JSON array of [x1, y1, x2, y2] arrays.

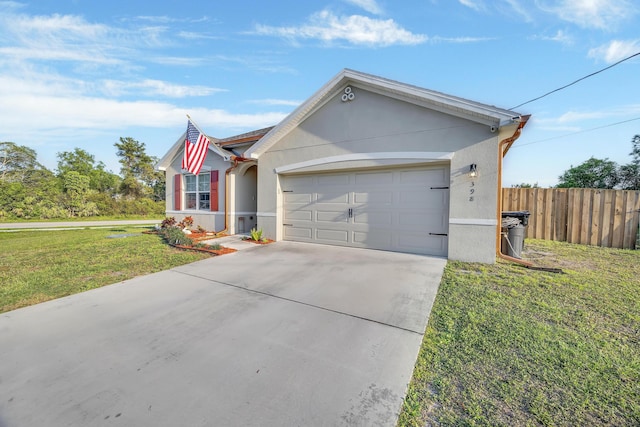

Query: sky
[[1, 0, 639, 187]]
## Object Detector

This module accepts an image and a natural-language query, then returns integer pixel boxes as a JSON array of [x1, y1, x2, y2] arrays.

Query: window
[[184, 173, 210, 210]]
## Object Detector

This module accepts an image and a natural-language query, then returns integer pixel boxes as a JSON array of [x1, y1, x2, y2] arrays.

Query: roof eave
[[245, 69, 523, 158]]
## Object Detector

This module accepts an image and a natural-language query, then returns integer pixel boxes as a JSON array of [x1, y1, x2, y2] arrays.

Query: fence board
[[600, 190, 613, 247], [502, 188, 640, 249], [590, 190, 602, 246], [612, 193, 625, 248]]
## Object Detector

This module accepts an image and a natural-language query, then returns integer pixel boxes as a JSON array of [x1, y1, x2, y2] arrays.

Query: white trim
[[245, 68, 522, 159], [449, 218, 498, 226], [165, 210, 224, 216], [275, 152, 454, 174], [230, 211, 258, 216], [257, 212, 277, 217]]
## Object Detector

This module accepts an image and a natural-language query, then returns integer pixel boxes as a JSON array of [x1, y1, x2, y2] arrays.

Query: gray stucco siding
[[256, 87, 504, 262]]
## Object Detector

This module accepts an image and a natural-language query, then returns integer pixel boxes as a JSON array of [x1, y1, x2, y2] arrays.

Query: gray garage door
[[281, 165, 449, 256]]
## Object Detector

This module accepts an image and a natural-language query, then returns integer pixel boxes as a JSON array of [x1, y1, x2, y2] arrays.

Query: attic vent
[[341, 86, 355, 102]]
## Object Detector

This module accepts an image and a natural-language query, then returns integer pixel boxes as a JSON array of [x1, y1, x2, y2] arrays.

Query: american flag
[[182, 119, 210, 175]]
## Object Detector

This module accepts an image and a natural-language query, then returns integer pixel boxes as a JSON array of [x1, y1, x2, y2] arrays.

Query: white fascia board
[[246, 68, 522, 159]]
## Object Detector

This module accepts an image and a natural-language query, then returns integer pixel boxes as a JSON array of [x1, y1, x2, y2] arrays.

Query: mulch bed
[[242, 238, 275, 245], [170, 244, 237, 256]]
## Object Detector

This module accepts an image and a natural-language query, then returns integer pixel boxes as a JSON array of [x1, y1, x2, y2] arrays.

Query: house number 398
[[469, 181, 475, 202]]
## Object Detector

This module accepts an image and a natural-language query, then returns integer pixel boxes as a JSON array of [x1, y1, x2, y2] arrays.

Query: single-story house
[[157, 69, 529, 263]]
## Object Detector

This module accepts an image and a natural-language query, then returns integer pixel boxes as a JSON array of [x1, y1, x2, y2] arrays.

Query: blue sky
[[1, 0, 639, 187]]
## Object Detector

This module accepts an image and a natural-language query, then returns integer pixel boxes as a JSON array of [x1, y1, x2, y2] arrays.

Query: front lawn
[[0, 227, 210, 313], [399, 239, 639, 426]]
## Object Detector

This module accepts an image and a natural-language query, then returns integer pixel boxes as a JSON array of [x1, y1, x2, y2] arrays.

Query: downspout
[[217, 155, 251, 235], [496, 115, 532, 266]]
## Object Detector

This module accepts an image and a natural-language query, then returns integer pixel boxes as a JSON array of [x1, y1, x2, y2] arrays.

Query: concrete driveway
[[0, 242, 446, 426]]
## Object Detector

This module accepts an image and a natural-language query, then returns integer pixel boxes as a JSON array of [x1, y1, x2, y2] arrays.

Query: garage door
[[281, 165, 449, 256]]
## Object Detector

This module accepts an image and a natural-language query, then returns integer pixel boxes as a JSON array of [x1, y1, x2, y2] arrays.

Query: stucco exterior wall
[[164, 150, 228, 232], [256, 86, 504, 262], [229, 164, 258, 233]]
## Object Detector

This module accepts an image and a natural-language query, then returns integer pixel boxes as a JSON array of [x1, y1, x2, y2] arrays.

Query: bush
[[159, 226, 193, 246], [161, 216, 177, 228], [250, 227, 263, 242]]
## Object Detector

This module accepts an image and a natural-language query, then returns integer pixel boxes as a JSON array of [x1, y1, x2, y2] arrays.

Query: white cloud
[[503, 0, 534, 22], [531, 29, 574, 45], [0, 88, 287, 134], [536, 0, 637, 29], [254, 10, 427, 46], [588, 39, 640, 63], [541, 105, 640, 125], [101, 79, 227, 98], [458, 0, 485, 12], [247, 99, 302, 107], [431, 35, 494, 43], [344, 0, 384, 15]]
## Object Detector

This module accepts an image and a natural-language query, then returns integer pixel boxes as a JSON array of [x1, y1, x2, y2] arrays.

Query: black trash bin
[[501, 211, 530, 258]]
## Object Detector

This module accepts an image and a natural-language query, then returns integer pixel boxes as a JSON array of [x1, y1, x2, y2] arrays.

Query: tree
[[512, 182, 539, 188], [61, 171, 97, 217], [114, 137, 162, 199], [0, 142, 47, 184], [557, 157, 620, 189], [619, 134, 640, 190], [57, 148, 121, 195]]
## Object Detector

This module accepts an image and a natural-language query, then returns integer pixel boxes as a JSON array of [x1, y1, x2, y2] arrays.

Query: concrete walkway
[[0, 242, 446, 426]]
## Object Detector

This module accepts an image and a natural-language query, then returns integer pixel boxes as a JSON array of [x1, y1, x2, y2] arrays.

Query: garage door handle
[[430, 186, 449, 190], [348, 208, 353, 218], [429, 232, 448, 236]]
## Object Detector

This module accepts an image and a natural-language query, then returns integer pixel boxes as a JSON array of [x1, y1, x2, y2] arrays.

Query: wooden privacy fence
[[502, 188, 640, 249]]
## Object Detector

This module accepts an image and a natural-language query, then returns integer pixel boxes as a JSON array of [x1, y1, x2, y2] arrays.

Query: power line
[[513, 116, 640, 148], [511, 51, 640, 110]]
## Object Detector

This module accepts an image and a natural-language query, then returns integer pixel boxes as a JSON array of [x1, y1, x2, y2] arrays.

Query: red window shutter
[[210, 171, 219, 212], [174, 174, 181, 211]]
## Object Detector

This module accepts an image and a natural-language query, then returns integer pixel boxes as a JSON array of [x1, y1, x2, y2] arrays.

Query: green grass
[[398, 239, 640, 427], [0, 214, 163, 223], [0, 227, 210, 313]]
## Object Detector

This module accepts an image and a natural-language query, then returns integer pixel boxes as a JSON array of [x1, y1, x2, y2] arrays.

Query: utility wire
[[512, 116, 640, 148], [511, 51, 640, 110]]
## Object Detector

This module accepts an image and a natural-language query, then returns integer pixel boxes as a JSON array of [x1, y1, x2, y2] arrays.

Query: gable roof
[[218, 126, 274, 148], [245, 68, 523, 159], [157, 125, 277, 171], [156, 131, 235, 171]]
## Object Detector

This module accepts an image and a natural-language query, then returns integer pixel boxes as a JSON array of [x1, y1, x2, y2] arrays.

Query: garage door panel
[[282, 166, 449, 257], [317, 174, 350, 186], [400, 168, 447, 185], [284, 193, 313, 204], [317, 228, 350, 243], [353, 230, 392, 247], [353, 191, 393, 204], [354, 171, 394, 186], [284, 226, 313, 239], [396, 232, 447, 252], [353, 211, 393, 227], [317, 210, 348, 223], [398, 190, 448, 205], [285, 209, 313, 221], [316, 192, 349, 204], [287, 176, 315, 187]]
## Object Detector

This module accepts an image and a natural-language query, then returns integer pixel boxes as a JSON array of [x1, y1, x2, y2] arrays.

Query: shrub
[[161, 216, 177, 229], [160, 226, 193, 246], [250, 227, 263, 242], [178, 216, 194, 229]]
